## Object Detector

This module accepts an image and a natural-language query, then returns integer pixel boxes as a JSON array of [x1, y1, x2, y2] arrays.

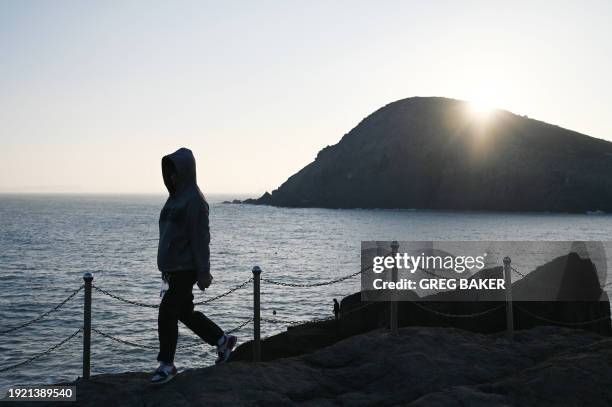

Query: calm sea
[[1, 194, 611, 392]]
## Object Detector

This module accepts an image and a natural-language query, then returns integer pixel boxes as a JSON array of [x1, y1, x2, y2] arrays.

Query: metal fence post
[[252, 266, 262, 362], [390, 241, 399, 335], [503, 257, 514, 338], [82, 272, 93, 380]]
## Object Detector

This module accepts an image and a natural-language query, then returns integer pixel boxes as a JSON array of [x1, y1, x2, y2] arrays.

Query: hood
[[162, 147, 197, 196]]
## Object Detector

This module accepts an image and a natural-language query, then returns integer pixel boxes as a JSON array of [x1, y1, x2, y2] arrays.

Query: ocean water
[[1, 194, 611, 392]]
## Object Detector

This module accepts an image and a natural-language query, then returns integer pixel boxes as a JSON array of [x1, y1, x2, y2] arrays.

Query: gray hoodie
[[157, 148, 210, 277]]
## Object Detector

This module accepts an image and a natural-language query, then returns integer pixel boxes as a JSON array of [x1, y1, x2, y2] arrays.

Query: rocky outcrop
[[39, 326, 612, 406], [230, 253, 610, 363], [242, 192, 272, 205], [248, 97, 612, 212], [227, 192, 272, 205]]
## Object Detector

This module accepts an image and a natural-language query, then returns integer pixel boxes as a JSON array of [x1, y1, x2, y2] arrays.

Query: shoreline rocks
[[35, 326, 612, 406], [230, 252, 611, 363]]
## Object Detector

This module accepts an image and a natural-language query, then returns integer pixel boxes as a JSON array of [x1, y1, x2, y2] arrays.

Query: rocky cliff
[[249, 97, 612, 212], [35, 327, 612, 406]]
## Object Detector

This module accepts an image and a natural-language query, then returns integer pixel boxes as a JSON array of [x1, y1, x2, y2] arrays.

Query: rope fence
[[90, 318, 254, 350], [511, 266, 526, 277], [262, 269, 363, 288], [512, 265, 612, 291], [92, 278, 254, 308], [92, 328, 158, 350], [263, 316, 332, 325], [0, 329, 81, 373], [3, 243, 612, 378], [409, 302, 506, 318], [514, 305, 612, 326], [260, 255, 382, 288], [0, 285, 83, 335]]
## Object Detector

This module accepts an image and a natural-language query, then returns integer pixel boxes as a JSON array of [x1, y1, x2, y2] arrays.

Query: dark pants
[[157, 271, 224, 363]]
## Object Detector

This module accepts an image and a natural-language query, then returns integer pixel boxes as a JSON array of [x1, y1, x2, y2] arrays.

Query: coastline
[[17, 326, 612, 406]]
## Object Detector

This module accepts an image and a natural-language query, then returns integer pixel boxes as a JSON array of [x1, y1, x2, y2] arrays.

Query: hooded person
[[151, 147, 237, 385]]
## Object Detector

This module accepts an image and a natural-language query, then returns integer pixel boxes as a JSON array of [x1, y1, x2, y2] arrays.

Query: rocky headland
[[235, 97, 612, 212]]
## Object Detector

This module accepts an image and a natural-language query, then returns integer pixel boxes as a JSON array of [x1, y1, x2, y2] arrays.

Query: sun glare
[[467, 98, 494, 116]]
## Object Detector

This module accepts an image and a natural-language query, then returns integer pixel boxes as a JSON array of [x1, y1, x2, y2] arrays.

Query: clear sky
[[1, 0, 611, 194]]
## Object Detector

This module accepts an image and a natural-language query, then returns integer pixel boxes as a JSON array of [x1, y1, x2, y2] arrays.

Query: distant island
[[232, 97, 612, 212]]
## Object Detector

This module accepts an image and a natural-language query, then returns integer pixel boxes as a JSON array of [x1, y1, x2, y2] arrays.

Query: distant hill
[[247, 97, 612, 212]]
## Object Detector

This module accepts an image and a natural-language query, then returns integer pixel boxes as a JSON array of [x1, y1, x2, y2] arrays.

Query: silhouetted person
[[151, 148, 237, 385], [333, 298, 340, 320]]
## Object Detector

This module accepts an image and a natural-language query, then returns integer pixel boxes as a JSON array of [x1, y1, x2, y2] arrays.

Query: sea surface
[[1, 194, 611, 392]]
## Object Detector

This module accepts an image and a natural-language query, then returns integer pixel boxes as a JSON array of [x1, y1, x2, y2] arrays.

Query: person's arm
[[188, 200, 212, 290]]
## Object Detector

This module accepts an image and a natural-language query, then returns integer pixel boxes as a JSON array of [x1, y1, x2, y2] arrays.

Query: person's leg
[[157, 274, 185, 363], [177, 272, 224, 346]]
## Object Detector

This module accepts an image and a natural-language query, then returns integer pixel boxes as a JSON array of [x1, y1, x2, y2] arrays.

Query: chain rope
[[513, 266, 612, 292], [195, 279, 253, 305], [0, 285, 84, 335], [226, 317, 253, 334], [92, 328, 158, 349], [261, 251, 395, 288], [511, 266, 526, 277], [409, 301, 506, 318], [262, 269, 363, 288], [261, 299, 506, 329], [92, 285, 158, 308], [0, 329, 81, 373], [92, 278, 253, 309], [514, 304, 612, 326], [262, 300, 380, 327], [91, 318, 253, 350], [263, 316, 333, 325], [263, 299, 381, 325], [261, 253, 465, 288]]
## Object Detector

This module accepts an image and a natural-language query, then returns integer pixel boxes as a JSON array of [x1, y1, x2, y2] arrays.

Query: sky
[[1, 0, 611, 194]]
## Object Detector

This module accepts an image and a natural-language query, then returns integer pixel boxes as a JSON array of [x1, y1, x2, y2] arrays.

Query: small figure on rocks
[[151, 148, 237, 385], [333, 298, 340, 320]]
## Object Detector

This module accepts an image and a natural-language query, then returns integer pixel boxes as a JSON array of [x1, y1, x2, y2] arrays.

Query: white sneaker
[[215, 335, 237, 365], [150, 363, 177, 385]]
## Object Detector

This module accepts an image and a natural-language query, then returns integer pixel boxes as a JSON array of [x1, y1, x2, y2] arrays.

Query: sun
[[467, 98, 494, 117]]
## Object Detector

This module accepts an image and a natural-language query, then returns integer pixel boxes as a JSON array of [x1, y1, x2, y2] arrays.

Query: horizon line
[[0, 191, 263, 196]]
